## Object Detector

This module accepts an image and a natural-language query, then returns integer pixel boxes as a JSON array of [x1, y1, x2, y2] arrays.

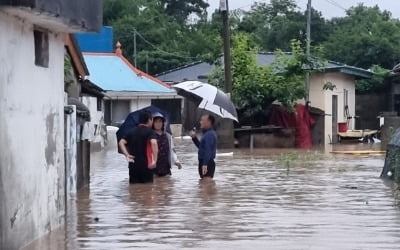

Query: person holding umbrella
[[152, 112, 182, 177], [190, 114, 218, 179], [119, 111, 158, 184]]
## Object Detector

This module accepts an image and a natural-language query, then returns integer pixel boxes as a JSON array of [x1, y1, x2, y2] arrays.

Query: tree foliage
[[323, 4, 400, 70], [209, 34, 308, 125], [103, 0, 400, 94], [103, 0, 215, 74], [356, 65, 391, 94]]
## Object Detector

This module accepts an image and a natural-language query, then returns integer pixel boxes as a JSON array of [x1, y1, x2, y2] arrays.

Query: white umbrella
[[173, 81, 238, 122]]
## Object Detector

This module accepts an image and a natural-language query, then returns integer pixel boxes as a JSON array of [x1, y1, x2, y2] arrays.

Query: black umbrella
[[116, 106, 171, 153]]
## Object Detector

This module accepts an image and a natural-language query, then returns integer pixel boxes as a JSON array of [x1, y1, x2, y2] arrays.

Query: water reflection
[[23, 139, 400, 250]]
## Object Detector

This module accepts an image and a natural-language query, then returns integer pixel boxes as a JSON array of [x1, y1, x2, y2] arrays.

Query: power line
[[134, 30, 198, 59], [324, 0, 346, 11]]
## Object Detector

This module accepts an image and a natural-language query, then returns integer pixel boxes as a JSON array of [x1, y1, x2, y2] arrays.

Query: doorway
[[332, 95, 338, 144]]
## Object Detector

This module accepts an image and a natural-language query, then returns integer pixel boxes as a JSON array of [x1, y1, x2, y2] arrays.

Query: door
[[332, 95, 338, 144]]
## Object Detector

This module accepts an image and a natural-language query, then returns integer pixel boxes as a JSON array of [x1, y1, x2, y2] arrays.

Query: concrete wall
[[81, 96, 106, 150], [111, 100, 130, 125], [0, 13, 65, 249], [356, 94, 388, 130], [130, 99, 151, 112], [310, 72, 356, 144], [64, 105, 77, 196], [106, 98, 152, 125]]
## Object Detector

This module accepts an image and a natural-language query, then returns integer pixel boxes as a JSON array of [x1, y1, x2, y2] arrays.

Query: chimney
[[115, 41, 122, 56]]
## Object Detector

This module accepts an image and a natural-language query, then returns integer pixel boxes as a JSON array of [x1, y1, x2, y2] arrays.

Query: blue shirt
[[193, 128, 217, 165]]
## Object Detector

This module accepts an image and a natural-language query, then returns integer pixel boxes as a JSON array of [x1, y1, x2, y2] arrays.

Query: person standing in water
[[152, 112, 182, 177], [119, 111, 158, 184], [190, 114, 217, 179]]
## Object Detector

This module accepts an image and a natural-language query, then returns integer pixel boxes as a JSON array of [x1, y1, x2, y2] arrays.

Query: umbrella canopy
[[116, 105, 171, 143], [173, 81, 238, 122]]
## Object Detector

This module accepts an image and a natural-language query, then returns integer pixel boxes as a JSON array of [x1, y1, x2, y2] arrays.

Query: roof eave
[[105, 91, 179, 99], [316, 67, 373, 79]]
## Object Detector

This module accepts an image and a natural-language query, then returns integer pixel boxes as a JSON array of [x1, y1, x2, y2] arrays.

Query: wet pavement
[[24, 139, 400, 250]]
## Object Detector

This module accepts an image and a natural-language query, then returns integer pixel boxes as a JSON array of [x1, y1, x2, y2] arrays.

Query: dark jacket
[[192, 128, 217, 165]]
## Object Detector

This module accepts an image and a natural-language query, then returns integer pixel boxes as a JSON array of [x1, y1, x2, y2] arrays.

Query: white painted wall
[[130, 98, 152, 112], [0, 12, 65, 249], [81, 96, 106, 148], [65, 105, 77, 195], [310, 72, 356, 144]]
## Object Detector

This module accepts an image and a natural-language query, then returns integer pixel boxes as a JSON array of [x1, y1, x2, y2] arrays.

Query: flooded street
[[25, 139, 400, 250]]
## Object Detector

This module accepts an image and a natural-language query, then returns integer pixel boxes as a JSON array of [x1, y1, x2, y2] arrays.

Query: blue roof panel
[[83, 54, 173, 93], [76, 27, 114, 53]]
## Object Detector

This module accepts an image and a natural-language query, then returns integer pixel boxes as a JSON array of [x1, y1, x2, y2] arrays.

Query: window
[[34, 28, 49, 67], [97, 97, 102, 111]]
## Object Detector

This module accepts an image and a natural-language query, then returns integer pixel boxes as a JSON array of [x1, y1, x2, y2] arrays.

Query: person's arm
[[170, 135, 182, 169], [149, 138, 158, 169], [190, 130, 200, 148], [118, 139, 134, 162]]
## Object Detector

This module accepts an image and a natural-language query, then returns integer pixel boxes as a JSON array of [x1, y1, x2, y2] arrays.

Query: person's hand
[[176, 162, 182, 169], [189, 130, 196, 138], [148, 160, 157, 170], [202, 165, 208, 176], [125, 154, 135, 163]]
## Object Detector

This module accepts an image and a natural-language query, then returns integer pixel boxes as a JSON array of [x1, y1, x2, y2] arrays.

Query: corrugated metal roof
[[157, 53, 372, 83], [83, 53, 174, 93]]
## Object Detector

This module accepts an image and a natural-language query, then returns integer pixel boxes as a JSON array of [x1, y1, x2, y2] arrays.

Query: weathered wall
[[0, 13, 65, 249], [0, 0, 103, 33], [356, 94, 388, 130], [310, 72, 355, 144], [64, 105, 77, 195]]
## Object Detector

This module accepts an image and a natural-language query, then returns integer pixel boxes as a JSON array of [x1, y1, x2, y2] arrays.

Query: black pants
[[198, 160, 216, 178], [129, 163, 154, 184]]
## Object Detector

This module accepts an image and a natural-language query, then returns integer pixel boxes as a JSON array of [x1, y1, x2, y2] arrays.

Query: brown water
[[24, 140, 400, 250]]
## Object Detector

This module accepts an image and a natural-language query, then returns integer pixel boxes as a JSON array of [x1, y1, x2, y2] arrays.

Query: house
[[156, 53, 373, 145], [65, 34, 107, 196], [65, 34, 107, 151], [0, 1, 102, 249], [82, 43, 183, 135]]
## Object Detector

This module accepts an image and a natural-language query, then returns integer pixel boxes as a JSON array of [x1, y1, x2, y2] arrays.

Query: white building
[[82, 43, 183, 136], [0, 1, 102, 249]]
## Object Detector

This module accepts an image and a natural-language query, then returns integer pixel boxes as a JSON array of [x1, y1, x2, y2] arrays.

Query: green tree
[[209, 34, 308, 125], [160, 0, 209, 23], [323, 4, 400, 70], [238, 1, 330, 52], [356, 65, 391, 94], [103, 0, 220, 74]]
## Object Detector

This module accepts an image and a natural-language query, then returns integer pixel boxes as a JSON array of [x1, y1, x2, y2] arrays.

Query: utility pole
[[306, 0, 312, 102], [133, 28, 137, 67], [219, 0, 234, 148], [220, 0, 232, 94]]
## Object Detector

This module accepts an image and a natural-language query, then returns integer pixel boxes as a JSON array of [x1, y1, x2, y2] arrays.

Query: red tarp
[[269, 104, 315, 149]]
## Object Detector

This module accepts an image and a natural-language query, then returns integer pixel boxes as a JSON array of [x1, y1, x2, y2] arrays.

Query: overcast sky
[[207, 0, 400, 19]]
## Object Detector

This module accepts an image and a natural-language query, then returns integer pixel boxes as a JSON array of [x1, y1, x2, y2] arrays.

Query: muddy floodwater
[[24, 140, 400, 250]]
